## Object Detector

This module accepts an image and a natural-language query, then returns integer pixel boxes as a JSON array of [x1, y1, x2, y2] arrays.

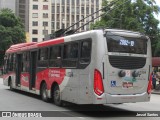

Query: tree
[[92, 0, 160, 56], [0, 8, 26, 66]]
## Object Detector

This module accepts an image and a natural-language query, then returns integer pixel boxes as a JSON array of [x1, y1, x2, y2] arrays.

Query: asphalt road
[[0, 78, 159, 120]]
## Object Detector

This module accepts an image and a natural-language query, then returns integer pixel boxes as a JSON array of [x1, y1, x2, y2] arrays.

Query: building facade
[[16, 0, 102, 42], [51, 0, 102, 33], [16, 0, 52, 42]]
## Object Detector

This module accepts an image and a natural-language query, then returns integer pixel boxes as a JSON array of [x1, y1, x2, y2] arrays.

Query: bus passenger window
[[80, 40, 91, 63], [62, 42, 78, 67], [50, 46, 61, 59], [63, 43, 78, 59], [38, 48, 48, 61], [49, 45, 61, 67]]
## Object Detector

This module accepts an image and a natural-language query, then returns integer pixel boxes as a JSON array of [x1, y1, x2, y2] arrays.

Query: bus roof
[[6, 37, 64, 54], [6, 42, 37, 53]]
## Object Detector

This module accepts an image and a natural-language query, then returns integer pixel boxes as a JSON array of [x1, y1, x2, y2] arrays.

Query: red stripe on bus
[[37, 38, 64, 47]]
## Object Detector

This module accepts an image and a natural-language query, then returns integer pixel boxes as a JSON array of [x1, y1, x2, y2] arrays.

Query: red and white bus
[[3, 29, 152, 106]]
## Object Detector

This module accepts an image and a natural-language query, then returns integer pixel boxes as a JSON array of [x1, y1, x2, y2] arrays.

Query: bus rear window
[[106, 34, 147, 54]]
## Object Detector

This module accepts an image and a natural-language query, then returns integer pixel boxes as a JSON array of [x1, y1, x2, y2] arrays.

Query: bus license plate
[[123, 82, 133, 88]]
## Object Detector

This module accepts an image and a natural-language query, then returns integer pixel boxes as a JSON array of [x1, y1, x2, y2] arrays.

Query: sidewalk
[[152, 90, 160, 95]]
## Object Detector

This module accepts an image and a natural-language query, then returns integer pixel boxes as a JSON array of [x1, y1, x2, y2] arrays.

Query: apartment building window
[[43, 22, 48, 27], [57, 22, 60, 29], [43, 5, 48, 10], [52, 6, 55, 12], [86, 0, 89, 6], [72, 7, 75, 14], [32, 13, 38, 18], [33, 0, 38, 1], [52, 22, 54, 29], [20, 0, 25, 3], [67, 6, 70, 13], [81, 7, 84, 14], [96, 0, 99, 6], [32, 38, 38, 42], [81, 15, 84, 22], [76, 0, 79, 5], [91, 8, 94, 13], [52, 15, 55, 21], [43, 13, 48, 18], [32, 21, 38, 26], [32, 30, 38, 34], [72, 0, 74, 5], [67, 0, 70, 4], [81, 0, 84, 6], [86, 7, 89, 14], [57, 6, 60, 13], [62, 0, 65, 5], [72, 15, 74, 21], [33, 5, 38, 10], [67, 15, 69, 21], [43, 0, 48, 2], [62, 6, 65, 13], [76, 7, 79, 14], [76, 15, 79, 21], [57, 14, 60, 21]]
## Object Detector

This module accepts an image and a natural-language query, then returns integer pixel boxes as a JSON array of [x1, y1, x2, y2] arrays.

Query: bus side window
[[38, 48, 48, 61], [38, 48, 49, 67], [63, 42, 78, 67], [80, 40, 91, 63], [49, 45, 61, 67]]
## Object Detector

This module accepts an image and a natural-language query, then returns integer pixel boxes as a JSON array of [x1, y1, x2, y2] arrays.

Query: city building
[[16, 0, 52, 42], [0, 0, 16, 13], [51, 0, 102, 33], [16, 0, 102, 42]]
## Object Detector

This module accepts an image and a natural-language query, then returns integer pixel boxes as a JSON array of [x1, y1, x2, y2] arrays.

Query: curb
[[152, 90, 160, 95]]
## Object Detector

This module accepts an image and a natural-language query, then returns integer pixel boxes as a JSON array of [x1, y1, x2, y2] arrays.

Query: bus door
[[16, 54, 23, 86], [29, 51, 37, 90]]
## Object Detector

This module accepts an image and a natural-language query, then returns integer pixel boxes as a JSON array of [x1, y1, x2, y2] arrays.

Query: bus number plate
[[123, 82, 133, 88]]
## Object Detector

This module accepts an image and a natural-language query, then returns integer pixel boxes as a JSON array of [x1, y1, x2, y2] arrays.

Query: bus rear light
[[147, 74, 152, 94], [94, 69, 104, 96]]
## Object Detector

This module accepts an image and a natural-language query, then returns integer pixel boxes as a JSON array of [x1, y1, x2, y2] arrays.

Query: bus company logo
[[49, 70, 61, 77]]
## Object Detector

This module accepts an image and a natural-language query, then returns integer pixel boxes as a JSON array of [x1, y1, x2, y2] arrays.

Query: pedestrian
[[152, 71, 157, 90]]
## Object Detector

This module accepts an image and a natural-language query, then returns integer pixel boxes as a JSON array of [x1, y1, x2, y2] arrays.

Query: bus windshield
[[106, 32, 147, 54]]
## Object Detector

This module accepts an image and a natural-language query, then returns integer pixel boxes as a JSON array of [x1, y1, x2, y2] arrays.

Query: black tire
[[53, 85, 63, 106], [9, 79, 14, 91], [41, 83, 49, 102]]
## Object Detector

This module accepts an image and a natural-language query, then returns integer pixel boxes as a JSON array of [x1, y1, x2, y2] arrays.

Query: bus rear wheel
[[41, 83, 49, 102], [53, 85, 63, 106]]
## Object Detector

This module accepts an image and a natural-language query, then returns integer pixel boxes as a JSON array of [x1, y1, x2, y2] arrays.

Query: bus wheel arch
[[40, 80, 49, 102], [51, 82, 63, 106]]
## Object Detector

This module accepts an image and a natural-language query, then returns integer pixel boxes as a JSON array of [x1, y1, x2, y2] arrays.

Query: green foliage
[[92, 0, 160, 56], [0, 8, 26, 66]]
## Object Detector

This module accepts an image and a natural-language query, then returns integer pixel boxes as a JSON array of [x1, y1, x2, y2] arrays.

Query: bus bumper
[[105, 92, 150, 104], [93, 92, 150, 104]]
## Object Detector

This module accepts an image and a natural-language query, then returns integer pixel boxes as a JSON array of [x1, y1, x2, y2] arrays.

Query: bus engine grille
[[109, 56, 146, 69]]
